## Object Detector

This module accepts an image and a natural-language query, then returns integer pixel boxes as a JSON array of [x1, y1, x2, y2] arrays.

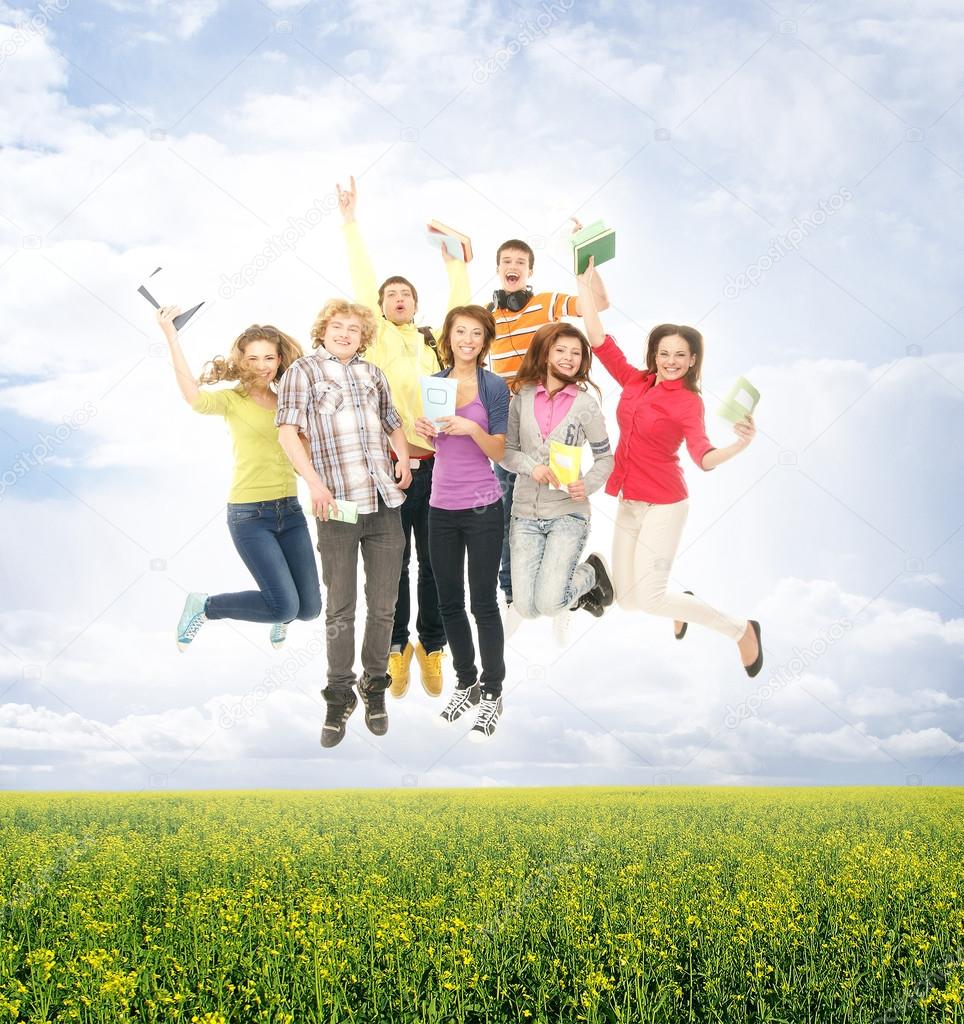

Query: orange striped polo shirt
[[489, 291, 579, 380]]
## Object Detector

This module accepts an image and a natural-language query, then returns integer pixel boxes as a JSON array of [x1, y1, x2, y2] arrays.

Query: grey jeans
[[315, 498, 405, 695]]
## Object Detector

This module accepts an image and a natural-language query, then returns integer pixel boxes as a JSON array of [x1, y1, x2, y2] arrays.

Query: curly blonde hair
[[198, 325, 304, 394], [310, 299, 377, 354]]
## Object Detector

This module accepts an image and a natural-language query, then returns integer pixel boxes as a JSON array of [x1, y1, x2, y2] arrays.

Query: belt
[[393, 455, 434, 471]]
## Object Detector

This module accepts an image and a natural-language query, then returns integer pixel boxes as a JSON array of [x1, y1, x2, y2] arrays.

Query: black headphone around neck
[[490, 286, 533, 313]]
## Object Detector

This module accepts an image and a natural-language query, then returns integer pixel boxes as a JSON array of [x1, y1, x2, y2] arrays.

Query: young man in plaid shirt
[[276, 299, 412, 748]]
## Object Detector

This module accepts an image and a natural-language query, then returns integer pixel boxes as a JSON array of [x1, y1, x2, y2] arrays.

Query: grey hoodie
[[500, 384, 614, 519]]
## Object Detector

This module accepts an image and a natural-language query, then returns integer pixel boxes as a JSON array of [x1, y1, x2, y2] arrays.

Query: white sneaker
[[552, 610, 573, 647], [270, 623, 288, 649], [469, 693, 503, 742]]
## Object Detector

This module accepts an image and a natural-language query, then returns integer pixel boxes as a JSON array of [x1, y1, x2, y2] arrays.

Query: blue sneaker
[[270, 623, 288, 649], [176, 592, 208, 651]]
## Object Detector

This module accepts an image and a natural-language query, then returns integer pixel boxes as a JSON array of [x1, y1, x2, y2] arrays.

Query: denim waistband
[[228, 496, 300, 510]]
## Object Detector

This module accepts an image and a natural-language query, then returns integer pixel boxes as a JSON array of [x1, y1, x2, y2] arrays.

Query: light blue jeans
[[509, 513, 596, 619]]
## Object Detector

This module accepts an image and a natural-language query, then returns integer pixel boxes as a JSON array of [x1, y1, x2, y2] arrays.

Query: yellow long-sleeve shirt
[[342, 220, 471, 451]]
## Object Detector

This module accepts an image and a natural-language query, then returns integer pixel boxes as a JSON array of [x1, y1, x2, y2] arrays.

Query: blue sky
[[0, 0, 962, 789]]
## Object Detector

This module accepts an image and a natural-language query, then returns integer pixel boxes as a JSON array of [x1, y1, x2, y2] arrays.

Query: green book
[[717, 376, 760, 423], [571, 222, 616, 274]]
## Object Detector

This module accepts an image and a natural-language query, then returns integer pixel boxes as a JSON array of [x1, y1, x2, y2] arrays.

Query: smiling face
[[322, 315, 364, 362], [497, 247, 532, 293], [654, 334, 696, 383], [381, 281, 416, 325], [546, 336, 584, 386], [240, 339, 281, 385], [448, 315, 487, 367]]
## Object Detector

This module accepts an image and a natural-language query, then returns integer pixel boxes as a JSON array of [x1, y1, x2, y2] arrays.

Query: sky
[[0, 0, 962, 790]]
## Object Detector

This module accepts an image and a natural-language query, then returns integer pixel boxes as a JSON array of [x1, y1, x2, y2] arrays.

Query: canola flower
[[0, 787, 962, 1022]]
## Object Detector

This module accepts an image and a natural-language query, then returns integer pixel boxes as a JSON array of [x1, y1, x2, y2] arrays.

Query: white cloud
[[1, 0, 962, 788]]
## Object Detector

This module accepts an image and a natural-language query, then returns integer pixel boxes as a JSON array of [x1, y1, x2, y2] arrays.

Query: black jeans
[[428, 499, 505, 696], [392, 458, 446, 653]]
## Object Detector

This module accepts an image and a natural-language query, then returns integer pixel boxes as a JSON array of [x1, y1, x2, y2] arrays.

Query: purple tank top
[[430, 396, 503, 511]]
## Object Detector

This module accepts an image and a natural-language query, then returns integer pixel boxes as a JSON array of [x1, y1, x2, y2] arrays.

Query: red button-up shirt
[[594, 334, 714, 503]]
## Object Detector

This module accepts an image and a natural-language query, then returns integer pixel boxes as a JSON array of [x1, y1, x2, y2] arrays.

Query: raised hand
[[336, 174, 357, 223], [156, 305, 182, 344]]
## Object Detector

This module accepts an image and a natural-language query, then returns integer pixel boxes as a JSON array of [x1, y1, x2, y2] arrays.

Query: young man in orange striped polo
[[488, 232, 610, 609]]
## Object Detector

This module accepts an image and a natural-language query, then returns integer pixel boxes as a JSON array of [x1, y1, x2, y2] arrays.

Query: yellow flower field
[[1, 788, 962, 1022]]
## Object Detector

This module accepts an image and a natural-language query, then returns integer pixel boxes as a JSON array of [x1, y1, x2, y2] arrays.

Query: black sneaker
[[585, 553, 615, 608], [436, 683, 481, 726], [574, 592, 603, 617], [469, 692, 503, 742], [358, 675, 389, 736], [320, 688, 358, 748]]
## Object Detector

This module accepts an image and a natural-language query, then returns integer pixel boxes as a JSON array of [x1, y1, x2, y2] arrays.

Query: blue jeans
[[205, 498, 322, 624], [509, 513, 596, 618], [494, 462, 515, 600]]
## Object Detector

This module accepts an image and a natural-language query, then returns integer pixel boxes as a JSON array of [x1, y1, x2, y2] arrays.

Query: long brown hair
[[199, 325, 303, 395], [437, 305, 496, 368], [646, 324, 704, 393], [511, 322, 601, 399]]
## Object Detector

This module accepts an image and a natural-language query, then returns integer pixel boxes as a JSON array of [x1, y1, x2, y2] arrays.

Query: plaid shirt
[[276, 351, 404, 514]]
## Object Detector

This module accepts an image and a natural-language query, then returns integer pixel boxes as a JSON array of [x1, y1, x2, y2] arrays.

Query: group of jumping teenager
[[159, 176, 762, 748]]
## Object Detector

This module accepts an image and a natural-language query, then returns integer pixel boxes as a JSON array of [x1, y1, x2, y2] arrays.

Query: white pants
[[612, 498, 747, 640]]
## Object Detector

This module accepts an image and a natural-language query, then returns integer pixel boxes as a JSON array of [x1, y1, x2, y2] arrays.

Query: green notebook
[[717, 376, 760, 423], [570, 220, 616, 274]]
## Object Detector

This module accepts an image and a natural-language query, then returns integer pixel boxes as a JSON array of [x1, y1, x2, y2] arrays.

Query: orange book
[[427, 219, 473, 262]]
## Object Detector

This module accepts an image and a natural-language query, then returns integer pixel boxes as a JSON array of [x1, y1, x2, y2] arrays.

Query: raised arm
[[157, 306, 200, 405], [569, 220, 609, 314], [337, 175, 380, 315], [575, 258, 606, 348]]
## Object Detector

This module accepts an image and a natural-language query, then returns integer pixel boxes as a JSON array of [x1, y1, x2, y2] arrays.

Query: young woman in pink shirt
[[576, 260, 763, 677]]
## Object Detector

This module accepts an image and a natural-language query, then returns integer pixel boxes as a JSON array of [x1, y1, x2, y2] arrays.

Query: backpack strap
[[418, 326, 443, 370]]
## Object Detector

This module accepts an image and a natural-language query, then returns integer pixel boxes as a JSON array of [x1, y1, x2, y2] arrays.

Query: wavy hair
[[310, 299, 377, 353], [510, 322, 600, 399], [198, 325, 303, 394]]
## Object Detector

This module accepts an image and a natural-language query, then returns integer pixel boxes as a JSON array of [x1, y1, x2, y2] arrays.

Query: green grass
[[1, 787, 962, 1022]]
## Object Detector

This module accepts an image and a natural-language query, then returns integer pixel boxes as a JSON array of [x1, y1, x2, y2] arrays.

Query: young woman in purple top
[[415, 305, 510, 740]]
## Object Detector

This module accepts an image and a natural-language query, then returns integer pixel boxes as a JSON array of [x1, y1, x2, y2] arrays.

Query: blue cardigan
[[433, 365, 510, 435]]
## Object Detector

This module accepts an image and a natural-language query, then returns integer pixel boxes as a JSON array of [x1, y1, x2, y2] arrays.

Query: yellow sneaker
[[414, 643, 445, 698], [388, 643, 414, 699]]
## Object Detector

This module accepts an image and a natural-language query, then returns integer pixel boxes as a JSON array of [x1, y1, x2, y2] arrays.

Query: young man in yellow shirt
[[488, 231, 610, 608], [337, 175, 471, 700]]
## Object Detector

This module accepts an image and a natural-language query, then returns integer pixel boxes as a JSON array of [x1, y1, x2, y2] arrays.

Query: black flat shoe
[[743, 620, 763, 678], [674, 591, 694, 640]]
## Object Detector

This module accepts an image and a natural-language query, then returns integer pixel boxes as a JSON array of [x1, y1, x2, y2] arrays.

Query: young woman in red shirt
[[575, 259, 763, 677]]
